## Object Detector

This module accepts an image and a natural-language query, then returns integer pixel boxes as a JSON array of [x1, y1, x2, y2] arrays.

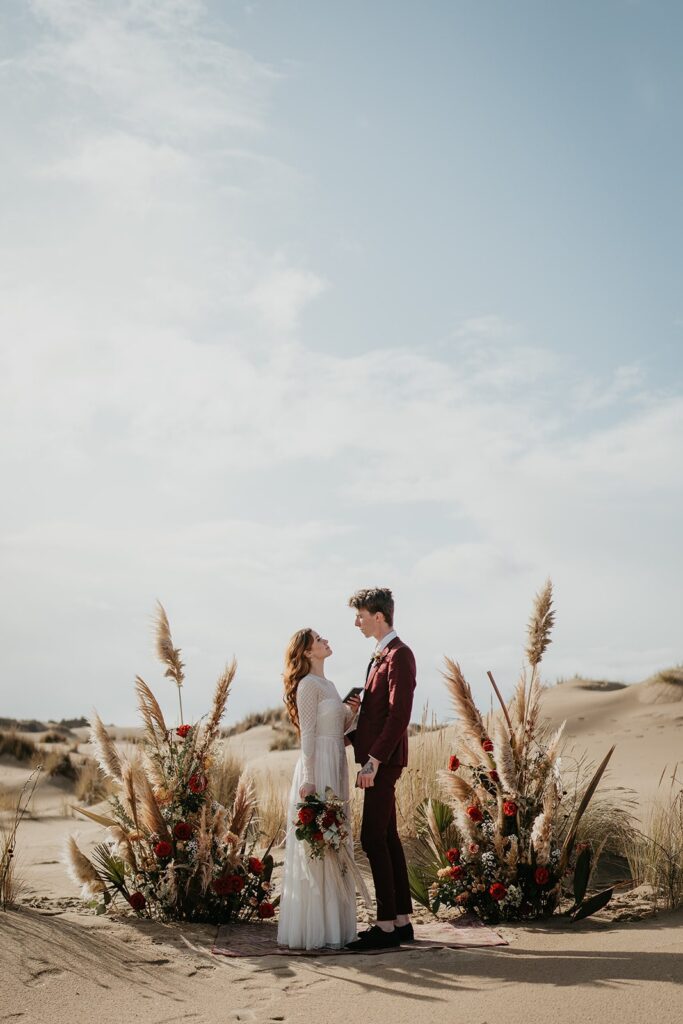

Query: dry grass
[[42, 731, 69, 744], [0, 732, 36, 762], [254, 774, 287, 847], [395, 708, 451, 838], [209, 747, 244, 810], [626, 774, 683, 911], [222, 707, 288, 737], [269, 727, 298, 752], [1, 768, 41, 910], [34, 750, 77, 781], [74, 759, 116, 806]]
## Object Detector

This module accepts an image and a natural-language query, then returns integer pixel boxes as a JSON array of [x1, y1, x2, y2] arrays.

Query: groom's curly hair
[[348, 587, 394, 627]]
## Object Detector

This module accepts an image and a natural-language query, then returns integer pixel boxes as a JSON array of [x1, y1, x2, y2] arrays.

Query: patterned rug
[[212, 918, 507, 958]]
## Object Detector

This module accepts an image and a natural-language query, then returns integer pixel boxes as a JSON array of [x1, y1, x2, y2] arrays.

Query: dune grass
[[1, 767, 42, 910], [0, 732, 36, 762], [74, 759, 116, 806], [626, 772, 683, 911]]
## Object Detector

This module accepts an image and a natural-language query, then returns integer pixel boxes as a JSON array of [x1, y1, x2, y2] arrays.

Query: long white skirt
[[277, 735, 357, 950]]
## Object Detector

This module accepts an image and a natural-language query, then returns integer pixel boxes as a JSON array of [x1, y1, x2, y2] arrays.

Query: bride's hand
[[299, 783, 316, 800]]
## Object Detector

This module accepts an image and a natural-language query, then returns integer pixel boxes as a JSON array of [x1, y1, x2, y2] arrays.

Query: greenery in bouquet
[[295, 788, 348, 860], [409, 580, 615, 925], [64, 604, 277, 924]]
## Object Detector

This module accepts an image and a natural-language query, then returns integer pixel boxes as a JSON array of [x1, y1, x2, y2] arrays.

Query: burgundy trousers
[[359, 764, 413, 922]]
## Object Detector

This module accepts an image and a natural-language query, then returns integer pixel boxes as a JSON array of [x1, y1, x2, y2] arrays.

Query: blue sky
[[1, 1, 681, 726]]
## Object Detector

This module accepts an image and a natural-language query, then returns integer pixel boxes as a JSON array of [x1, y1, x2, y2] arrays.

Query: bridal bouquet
[[294, 788, 349, 860], [64, 604, 277, 924]]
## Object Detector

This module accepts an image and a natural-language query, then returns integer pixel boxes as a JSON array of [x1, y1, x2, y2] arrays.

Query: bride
[[277, 628, 360, 950]]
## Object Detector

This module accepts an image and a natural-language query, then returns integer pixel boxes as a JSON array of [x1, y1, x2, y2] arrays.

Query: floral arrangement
[[411, 581, 615, 924], [294, 788, 349, 859], [64, 604, 277, 924]]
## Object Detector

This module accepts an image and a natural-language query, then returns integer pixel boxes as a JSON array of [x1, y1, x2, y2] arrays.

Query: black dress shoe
[[346, 925, 401, 950], [395, 922, 415, 943]]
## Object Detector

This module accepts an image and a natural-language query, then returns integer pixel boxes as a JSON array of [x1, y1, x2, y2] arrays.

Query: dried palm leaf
[[90, 712, 122, 782], [63, 835, 106, 897]]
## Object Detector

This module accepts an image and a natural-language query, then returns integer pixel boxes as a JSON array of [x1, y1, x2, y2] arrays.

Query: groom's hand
[[356, 756, 379, 789]]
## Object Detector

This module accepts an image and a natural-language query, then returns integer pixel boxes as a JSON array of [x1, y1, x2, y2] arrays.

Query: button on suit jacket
[[351, 636, 416, 766]]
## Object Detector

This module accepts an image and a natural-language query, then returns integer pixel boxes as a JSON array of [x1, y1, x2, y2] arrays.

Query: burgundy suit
[[351, 636, 416, 921]]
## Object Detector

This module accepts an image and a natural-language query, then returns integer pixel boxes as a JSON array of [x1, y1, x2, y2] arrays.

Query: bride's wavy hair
[[283, 627, 314, 732]]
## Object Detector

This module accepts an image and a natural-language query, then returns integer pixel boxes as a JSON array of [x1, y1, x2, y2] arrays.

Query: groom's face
[[354, 608, 379, 638]]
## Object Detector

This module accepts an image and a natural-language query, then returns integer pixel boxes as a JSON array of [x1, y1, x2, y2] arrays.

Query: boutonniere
[[371, 649, 387, 665]]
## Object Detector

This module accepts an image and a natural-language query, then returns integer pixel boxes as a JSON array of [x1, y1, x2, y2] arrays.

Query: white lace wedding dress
[[277, 674, 358, 950]]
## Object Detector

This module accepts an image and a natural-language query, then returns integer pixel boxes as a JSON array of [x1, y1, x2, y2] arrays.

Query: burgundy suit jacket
[[351, 636, 416, 767]]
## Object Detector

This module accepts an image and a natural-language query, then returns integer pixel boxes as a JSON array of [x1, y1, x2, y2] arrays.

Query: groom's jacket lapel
[[354, 636, 416, 768]]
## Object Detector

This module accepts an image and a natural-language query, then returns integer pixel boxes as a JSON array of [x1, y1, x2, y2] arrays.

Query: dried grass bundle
[[63, 835, 106, 897], [525, 578, 555, 668], [494, 718, 518, 795], [201, 661, 237, 751], [155, 602, 185, 721], [120, 756, 141, 832], [135, 769, 171, 840], [438, 769, 477, 805], [135, 676, 168, 748], [90, 713, 123, 782], [107, 825, 137, 871], [194, 805, 213, 894], [443, 659, 487, 751], [229, 774, 256, 840]]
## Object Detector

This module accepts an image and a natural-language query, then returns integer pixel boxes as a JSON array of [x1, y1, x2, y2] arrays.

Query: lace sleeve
[[296, 676, 319, 785], [343, 702, 359, 732]]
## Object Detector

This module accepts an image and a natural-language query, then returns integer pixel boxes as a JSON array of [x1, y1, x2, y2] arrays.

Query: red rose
[[503, 801, 518, 817], [188, 773, 208, 794], [482, 738, 494, 753], [298, 807, 315, 825], [312, 831, 324, 842], [448, 755, 460, 771], [446, 848, 460, 864], [212, 874, 244, 896], [449, 865, 463, 879], [128, 891, 146, 910], [176, 724, 192, 738], [535, 867, 550, 885], [173, 821, 192, 841], [489, 770, 500, 783], [154, 840, 173, 859], [322, 811, 336, 828], [466, 805, 483, 823], [248, 857, 264, 875], [257, 901, 275, 919], [489, 882, 507, 901]]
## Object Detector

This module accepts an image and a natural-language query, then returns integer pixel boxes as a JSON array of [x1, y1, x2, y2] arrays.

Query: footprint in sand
[[26, 964, 64, 988]]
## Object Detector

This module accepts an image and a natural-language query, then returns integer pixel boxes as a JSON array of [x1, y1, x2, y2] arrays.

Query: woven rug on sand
[[212, 918, 507, 958]]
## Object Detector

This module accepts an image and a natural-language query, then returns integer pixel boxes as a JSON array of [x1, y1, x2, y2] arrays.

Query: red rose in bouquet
[[489, 770, 500, 783], [489, 882, 507, 901], [449, 865, 463, 879], [154, 840, 173, 859], [248, 857, 264, 875], [176, 724, 191, 738], [173, 821, 192, 841], [503, 801, 518, 817], [482, 738, 494, 752], [298, 807, 315, 825], [188, 773, 208, 794], [448, 755, 460, 771], [312, 831, 324, 842], [466, 805, 483, 822], [322, 810, 337, 828], [534, 867, 550, 885], [446, 848, 460, 864], [128, 891, 146, 910], [257, 901, 275, 919]]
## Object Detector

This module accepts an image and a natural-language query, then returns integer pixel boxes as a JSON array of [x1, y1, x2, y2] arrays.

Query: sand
[[2, 675, 682, 1023]]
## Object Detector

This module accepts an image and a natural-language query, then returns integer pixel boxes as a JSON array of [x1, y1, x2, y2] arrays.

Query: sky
[[1, 0, 681, 728]]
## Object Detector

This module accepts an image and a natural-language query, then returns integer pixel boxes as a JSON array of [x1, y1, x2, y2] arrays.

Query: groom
[[345, 587, 416, 950]]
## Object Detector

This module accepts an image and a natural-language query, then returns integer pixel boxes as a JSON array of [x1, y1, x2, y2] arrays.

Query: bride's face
[[306, 631, 332, 660]]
